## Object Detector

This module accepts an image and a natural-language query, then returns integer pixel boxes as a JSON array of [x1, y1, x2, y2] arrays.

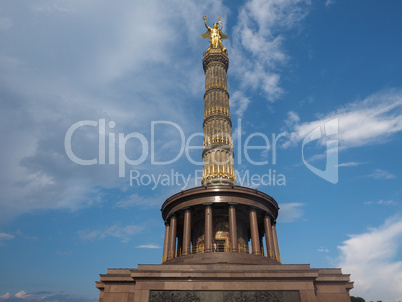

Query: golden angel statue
[[201, 16, 229, 52]]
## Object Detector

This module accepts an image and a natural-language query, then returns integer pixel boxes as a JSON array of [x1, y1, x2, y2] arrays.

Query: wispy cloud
[[32, 3, 75, 13], [0, 0, 311, 223], [364, 200, 399, 206], [277, 203, 304, 223], [0, 292, 10, 300], [337, 215, 402, 301], [283, 89, 402, 149], [229, 0, 310, 115], [0, 0, 212, 221], [317, 247, 330, 253], [15, 291, 36, 299], [0, 232, 14, 241], [337, 161, 365, 167], [367, 169, 396, 179], [230, 91, 251, 118], [78, 224, 144, 243], [137, 244, 160, 249], [0, 291, 97, 302], [115, 193, 161, 208]]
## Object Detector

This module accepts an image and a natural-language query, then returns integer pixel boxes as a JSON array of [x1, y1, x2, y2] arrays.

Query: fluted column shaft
[[228, 203, 238, 252], [272, 222, 281, 263], [168, 215, 177, 259], [249, 208, 261, 255], [162, 222, 170, 263], [264, 215, 275, 259], [182, 208, 191, 255], [204, 204, 213, 253]]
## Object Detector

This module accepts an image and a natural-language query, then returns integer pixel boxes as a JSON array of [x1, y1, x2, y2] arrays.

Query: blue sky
[[0, 0, 402, 301]]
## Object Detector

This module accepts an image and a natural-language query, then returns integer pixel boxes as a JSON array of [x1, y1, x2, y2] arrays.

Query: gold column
[[168, 215, 177, 260], [182, 207, 191, 256], [249, 208, 261, 255], [272, 222, 281, 263], [162, 221, 170, 263], [264, 215, 275, 259], [201, 50, 236, 186], [204, 203, 213, 253], [228, 203, 238, 252]]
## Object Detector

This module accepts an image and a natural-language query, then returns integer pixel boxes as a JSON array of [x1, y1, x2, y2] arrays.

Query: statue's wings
[[220, 30, 229, 40], [200, 29, 211, 39]]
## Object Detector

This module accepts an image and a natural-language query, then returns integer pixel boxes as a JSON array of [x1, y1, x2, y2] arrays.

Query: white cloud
[[337, 216, 402, 301], [367, 169, 396, 179], [31, 3, 75, 13], [230, 91, 251, 118], [0, 232, 14, 241], [0, 0, 312, 223], [317, 247, 330, 253], [337, 161, 365, 167], [78, 224, 144, 243], [277, 203, 304, 223], [378, 200, 399, 205], [137, 244, 160, 249], [13, 291, 44, 300], [115, 194, 148, 208], [0, 0, 216, 221], [364, 200, 399, 206], [230, 0, 310, 102], [14, 291, 29, 299], [325, 0, 335, 7], [0, 291, 97, 302], [284, 89, 402, 149]]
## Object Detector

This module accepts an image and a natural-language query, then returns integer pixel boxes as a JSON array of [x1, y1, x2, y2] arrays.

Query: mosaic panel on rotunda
[[149, 290, 300, 302]]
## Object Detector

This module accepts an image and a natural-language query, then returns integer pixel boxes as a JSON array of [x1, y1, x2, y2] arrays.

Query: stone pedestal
[[97, 263, 353, 302]]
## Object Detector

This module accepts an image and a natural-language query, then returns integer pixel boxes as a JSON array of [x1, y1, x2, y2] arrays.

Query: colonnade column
[[162, 221, 170, 263], [264, 214, 275, 259], [204, 203, 213, 253], [249, 207, 261, 255], [168, 214, 177, 260], [259, 236, 264, 256], [272, 222, 281, 263], [228, 203, 238, 252], [182, 207, 191, 255]]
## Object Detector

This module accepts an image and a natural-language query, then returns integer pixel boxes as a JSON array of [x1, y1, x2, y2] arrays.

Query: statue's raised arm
[[201, 15, 229, 52], [203, 15, 211, 30]]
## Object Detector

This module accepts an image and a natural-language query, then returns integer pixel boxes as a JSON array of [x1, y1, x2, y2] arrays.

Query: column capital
[[182, 206, 191, 211], [228, 202, 237, 206], [203, 202, 213, 206]]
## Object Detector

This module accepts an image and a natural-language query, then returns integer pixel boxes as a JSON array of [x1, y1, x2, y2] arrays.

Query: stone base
[[163, 251, 281, 265], [96, 263, 353, 302]]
